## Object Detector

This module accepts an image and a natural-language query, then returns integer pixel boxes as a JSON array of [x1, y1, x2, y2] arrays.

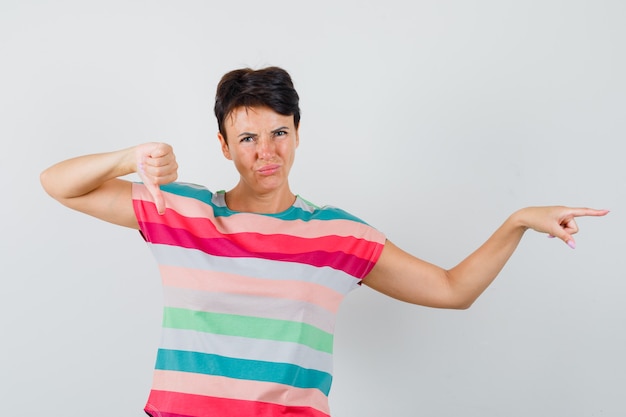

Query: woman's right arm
[[40, 142, 178, 229]]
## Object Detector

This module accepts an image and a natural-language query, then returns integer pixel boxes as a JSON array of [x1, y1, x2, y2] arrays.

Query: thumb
[[152, 188, 166, 215], [556, 232, 576, 249], [138, 160, 166, 215]]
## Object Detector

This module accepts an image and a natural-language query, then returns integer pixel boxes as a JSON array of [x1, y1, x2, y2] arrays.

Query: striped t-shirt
[[132, 182, 386, 417]]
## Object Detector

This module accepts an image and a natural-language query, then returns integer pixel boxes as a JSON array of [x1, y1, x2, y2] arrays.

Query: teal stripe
[[155, 348, 333, 395], [154, 182, 367, 223], [163, 307, 333, 353]]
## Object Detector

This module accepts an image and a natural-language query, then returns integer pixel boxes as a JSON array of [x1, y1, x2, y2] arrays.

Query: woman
[[40, 66, 608, 417]]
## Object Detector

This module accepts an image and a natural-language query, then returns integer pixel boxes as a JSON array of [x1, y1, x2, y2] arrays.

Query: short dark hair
[[214, 66, 301, 140]]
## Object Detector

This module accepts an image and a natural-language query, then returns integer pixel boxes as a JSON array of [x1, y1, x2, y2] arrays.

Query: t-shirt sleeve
[[329, 207, 386, 281], [356, 225, 386, 281]]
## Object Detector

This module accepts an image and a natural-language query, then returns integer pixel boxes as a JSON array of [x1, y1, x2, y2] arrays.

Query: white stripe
[[163, 287, 336, 333], [150, 244, 360, 295], [158, 327, 334, 374]]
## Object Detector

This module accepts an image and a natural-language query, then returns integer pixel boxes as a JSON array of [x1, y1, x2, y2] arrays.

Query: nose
[[257, 136, 276, 160]]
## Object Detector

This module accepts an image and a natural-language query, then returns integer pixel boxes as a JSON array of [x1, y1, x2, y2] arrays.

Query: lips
[[257, 164, 281, 175]]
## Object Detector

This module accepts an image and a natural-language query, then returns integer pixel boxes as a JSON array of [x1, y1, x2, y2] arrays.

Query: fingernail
[[567, 240, 576, 249], [547, 234, 555, 238]]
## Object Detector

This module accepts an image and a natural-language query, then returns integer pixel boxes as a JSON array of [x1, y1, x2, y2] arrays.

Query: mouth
[[257, 164, 281, 176]]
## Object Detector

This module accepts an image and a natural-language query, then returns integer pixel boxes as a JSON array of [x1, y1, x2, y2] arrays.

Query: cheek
[[280, 141, 297, 157], [230, 149, 255, 167]]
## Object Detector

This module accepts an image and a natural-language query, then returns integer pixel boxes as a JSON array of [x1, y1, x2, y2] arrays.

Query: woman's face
[[218, 106, 299, 197]]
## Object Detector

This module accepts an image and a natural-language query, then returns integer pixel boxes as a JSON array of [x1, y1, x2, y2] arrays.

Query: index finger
[[570, 208, 610, 218]]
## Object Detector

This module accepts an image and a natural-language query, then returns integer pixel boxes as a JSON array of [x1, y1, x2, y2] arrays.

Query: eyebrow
[[237, 126, 290, 138]]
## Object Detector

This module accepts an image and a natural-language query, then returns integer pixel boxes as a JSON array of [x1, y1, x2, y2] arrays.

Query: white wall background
[[2, 1, 624, 416]]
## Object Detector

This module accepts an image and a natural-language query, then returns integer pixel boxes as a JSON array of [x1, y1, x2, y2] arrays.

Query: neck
[[225, 184, 296, 214]]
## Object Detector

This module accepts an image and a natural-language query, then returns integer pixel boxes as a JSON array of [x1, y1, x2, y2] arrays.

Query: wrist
[[508, 208, 531, 231], [113, 146, 140, 177]]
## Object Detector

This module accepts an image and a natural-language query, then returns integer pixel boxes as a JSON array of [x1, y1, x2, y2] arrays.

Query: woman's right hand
[[135, 142, 179, 214]]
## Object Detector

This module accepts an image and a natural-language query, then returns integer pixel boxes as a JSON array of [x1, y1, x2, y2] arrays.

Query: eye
[[274, 130, 287, 137], [240, 136, 255, 143]]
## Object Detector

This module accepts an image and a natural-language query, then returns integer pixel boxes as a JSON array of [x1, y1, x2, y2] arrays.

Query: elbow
[[40, 168, 53, 196], [442, 273, 477, 310], [423, 294, 475, 310], [452, 299, 475, 310], [40, 167, 68, 204], [453, 290, 484, 310], [444, 281, 478, 310], [439, 295, 475, 310]]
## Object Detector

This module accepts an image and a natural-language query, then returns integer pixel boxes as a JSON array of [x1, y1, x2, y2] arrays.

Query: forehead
[[225, 106, 294, 132]]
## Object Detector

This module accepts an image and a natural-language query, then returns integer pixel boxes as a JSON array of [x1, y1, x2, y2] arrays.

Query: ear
[[218, 132, 232, 160], [295, 124, 300, 148]]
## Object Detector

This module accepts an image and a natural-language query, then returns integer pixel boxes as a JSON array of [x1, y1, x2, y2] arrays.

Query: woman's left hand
[[513, 206, 609, 249]]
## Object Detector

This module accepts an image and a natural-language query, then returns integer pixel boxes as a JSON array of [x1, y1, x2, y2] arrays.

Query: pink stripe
[[146, 390, 329, 417], [138, 208, 381, 260], [150, 370, 330, 415], [160, 265, 343, 313], [141, 223, 381, 278]]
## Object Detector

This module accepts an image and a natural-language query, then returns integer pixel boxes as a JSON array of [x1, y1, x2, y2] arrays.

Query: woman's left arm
[[362, 206, 609, 309]]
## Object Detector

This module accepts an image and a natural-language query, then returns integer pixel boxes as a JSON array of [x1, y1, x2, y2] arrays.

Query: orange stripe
[[160, 265, 342, 313]]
